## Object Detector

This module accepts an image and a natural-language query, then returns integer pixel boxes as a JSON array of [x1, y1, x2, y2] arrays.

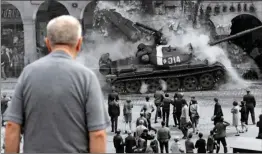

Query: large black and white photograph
[[1, 0, 262, 153]]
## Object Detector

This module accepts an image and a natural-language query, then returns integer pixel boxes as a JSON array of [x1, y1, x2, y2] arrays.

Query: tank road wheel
[[125, 81, 141, 93], [183, 76, 198, 91], [114, 82, 125, 93], [146, 79, 160, 93], [166, 78, 180, 91], [199, 73, 215, 89]]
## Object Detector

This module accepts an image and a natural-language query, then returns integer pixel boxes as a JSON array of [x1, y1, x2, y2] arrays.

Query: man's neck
[[51, 46, 75, 58]]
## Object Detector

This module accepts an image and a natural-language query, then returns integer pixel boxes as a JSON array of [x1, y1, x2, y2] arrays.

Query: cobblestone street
[[1, 88, 262, 153]]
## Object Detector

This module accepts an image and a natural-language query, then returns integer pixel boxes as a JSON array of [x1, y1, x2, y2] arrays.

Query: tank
[[99, 24, 262, 94], [98, 22, 227, 94]]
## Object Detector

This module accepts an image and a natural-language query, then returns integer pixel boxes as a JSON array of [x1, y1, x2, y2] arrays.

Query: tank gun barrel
[[134, 22, 163, 35], [209, 25, 262, 46]]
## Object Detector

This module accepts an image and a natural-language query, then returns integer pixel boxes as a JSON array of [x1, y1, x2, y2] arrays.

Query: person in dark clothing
[[1, 93, 10, 126], [108, 97, 120, 132], [149, 134, 159, 153], [213, 98, 223, 125], [162, 93, 173, 127], [136, 112, 148, 128], [133, 138, 146, 153], [256, 114, 262, 139], [243, 89, 256, 125], [185, 133, 195, 153], [207, 130, 217, 153], [213, 117, 230, 153], [173, 93, 186, 128], [239, 101, 248, 133], [157, 121, 171, 153], [141, 103, 157, 133], [1, 49, 10, 79], [113, 129, 125, 153], [108, 87, 120, 104], [125, 130, 136, 153], [172, 93, 179, 127], [141, 129, 155, 146], [154, 87, 164, 123], [195, 132, 206, 153]]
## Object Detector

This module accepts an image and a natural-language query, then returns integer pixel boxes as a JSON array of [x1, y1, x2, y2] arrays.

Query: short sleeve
[[4, 71, 25, 125], [85, 72, 110, 131]]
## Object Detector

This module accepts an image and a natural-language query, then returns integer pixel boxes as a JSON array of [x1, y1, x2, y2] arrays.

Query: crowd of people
[[107, 87, 261, 153], [1, 45, 24, 79]]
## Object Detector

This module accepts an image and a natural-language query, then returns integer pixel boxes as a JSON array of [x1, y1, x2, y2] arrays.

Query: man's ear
[[76, 37, 83, 52], [45, 38, 52, 53]]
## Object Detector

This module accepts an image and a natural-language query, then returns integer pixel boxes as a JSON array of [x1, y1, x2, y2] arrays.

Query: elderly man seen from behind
[[4, 15, 110, 153]]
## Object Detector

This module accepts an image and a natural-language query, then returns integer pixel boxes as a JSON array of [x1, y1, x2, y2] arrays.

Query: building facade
[[1, 0, 262, 79]]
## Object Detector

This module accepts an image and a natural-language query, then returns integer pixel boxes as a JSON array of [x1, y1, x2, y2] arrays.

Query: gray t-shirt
[[4, 51, 110, 153]]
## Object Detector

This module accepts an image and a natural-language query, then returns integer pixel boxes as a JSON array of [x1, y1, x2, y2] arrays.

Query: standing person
[[190, 97, 200, 134], [109, 97, 120, 133], [213, 98, 223, 125], [4, 15, 110, 153], [136, 112, 148, 128], [181, 101, 191, 139], [140, 129, 154, 146], [170, 136, 184, 153], [213, 117, 230, 153], [108, 86, 120, 104], [11, 48, 20, 77], [141, 96, 156, 133], [113, 129, 125, 153], [4, 48, 12, 77], [125, 130, 136, 153], [1, 93, 10, 126], [1, 48, 9, 79], [207, 130, 217, 153], [175, 93, 186, 129], [123, 99, 133, 133], [172, 93, 179, 127], [134, 138, 146, 153], [149, 134, 159, 153], [239, 101, 248, 133], [17, 51, 24, 75], [195, 132, 206, 153], [243, 89, 256, 125], [231, 101, 240, 136], [157, 121, 171, 153], [135, 120, 147, 138], [188, 97, 194, 122], [154, 87, 164, 123], [162, 93, 173, 127], [256, 114, 262, 139], [185, 133, 195, 153]]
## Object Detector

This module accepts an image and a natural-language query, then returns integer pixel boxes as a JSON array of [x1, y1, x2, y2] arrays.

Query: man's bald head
[[46, 15, 82, 46], [45, 15, 83, 57]]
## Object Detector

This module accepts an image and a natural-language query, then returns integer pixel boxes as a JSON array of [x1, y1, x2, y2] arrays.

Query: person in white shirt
[[141, 96, 156, 133], [135, 120, 147, 139], [190, 97, 200, 134], [170, 136, 184, 153], [180, 101, 191, 139]]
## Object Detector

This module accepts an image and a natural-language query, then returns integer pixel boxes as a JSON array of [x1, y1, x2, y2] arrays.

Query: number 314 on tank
[[162, 56, 181, 64]]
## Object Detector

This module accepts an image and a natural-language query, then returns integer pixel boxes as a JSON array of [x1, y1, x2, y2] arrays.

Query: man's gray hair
[[46, 15, 82, 46]]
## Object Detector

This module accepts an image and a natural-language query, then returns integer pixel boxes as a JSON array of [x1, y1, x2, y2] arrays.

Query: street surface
[[1, 81, 262, 153]]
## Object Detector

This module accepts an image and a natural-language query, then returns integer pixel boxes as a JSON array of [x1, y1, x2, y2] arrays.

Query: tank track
[[111, 66, 226, 94]]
